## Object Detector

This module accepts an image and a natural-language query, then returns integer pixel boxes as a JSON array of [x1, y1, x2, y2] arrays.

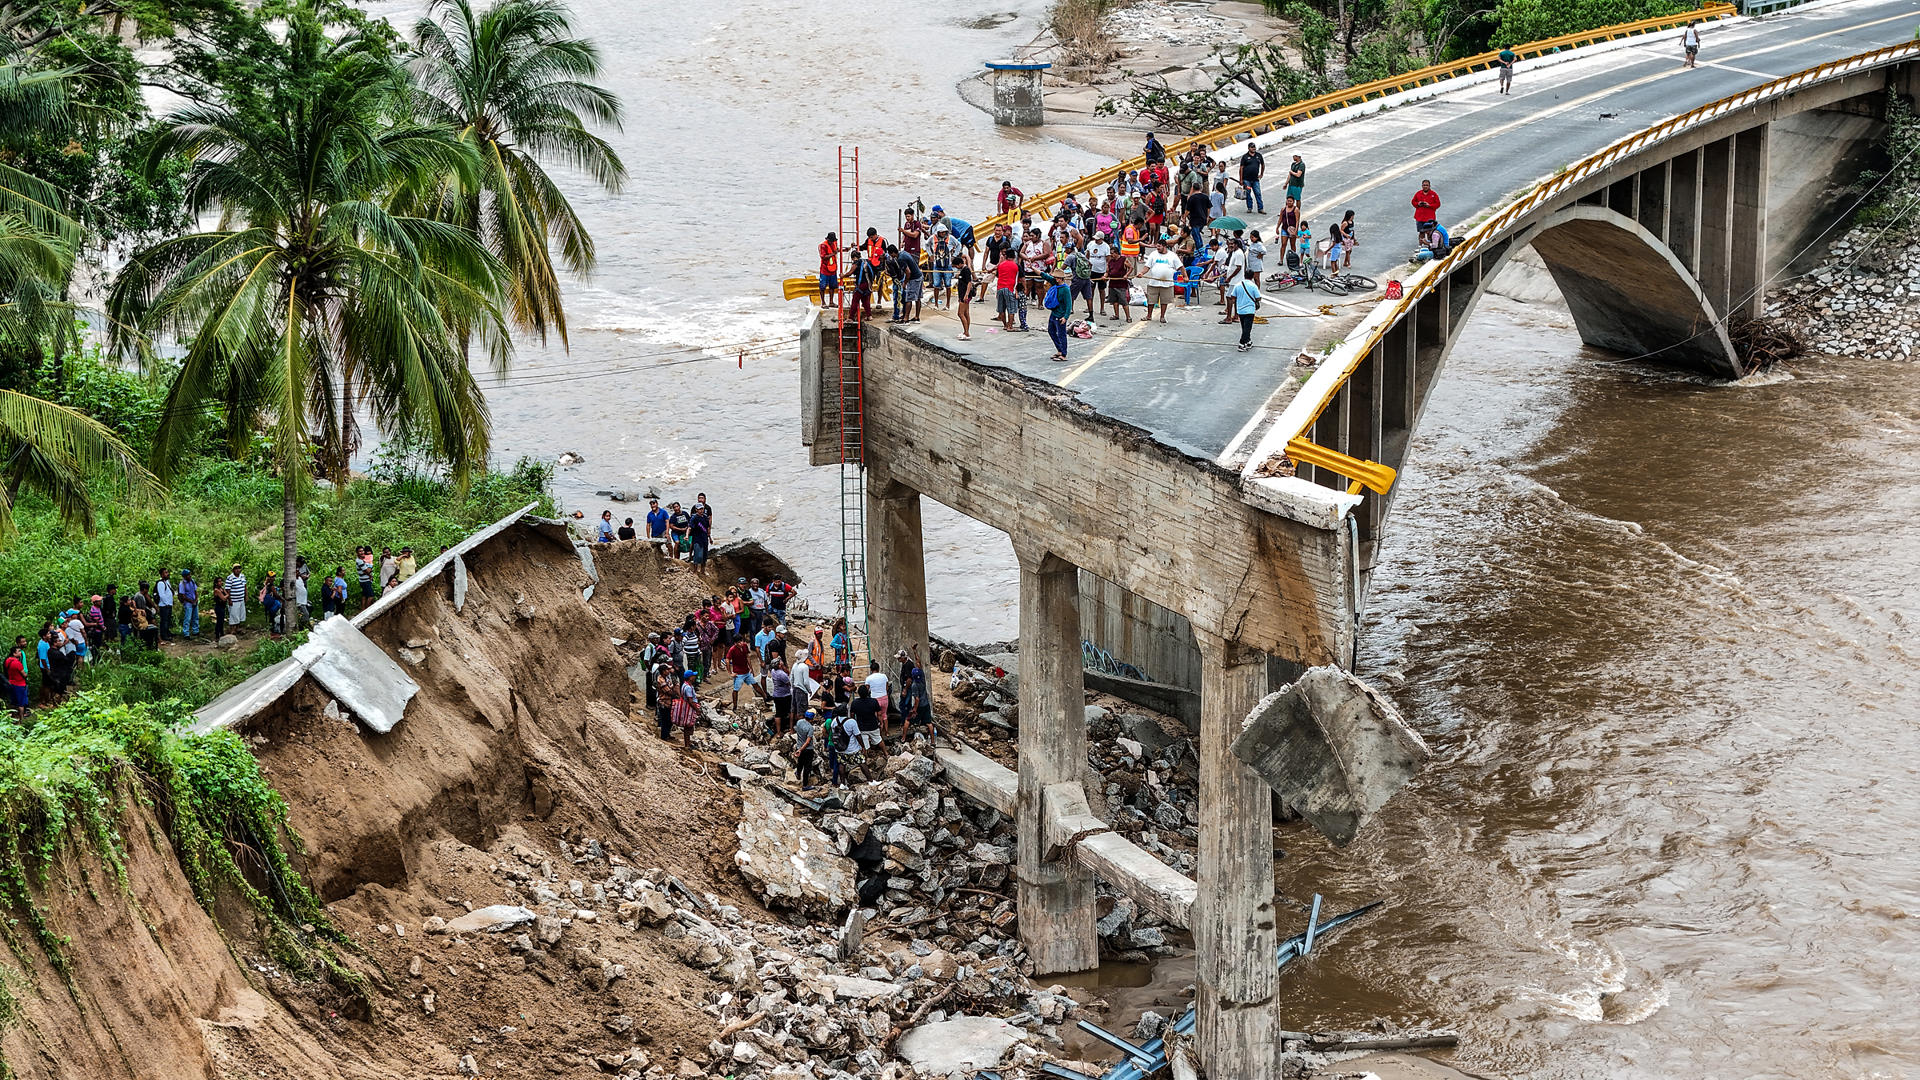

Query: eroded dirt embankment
[[2, 527, 761, 1079]]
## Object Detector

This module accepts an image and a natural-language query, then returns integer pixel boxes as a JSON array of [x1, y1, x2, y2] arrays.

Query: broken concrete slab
[[444, 905, 537, 934], [734, 783, 856, 917], [1232, 666, 1430, 847], [895, 1015, 1023, 1074], [707, 538, 803, 589], [303, 615, 419, 735], [452, 553, 469, 612]]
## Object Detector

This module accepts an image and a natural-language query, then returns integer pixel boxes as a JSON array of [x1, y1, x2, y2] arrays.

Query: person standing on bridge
[[1497, 46, 1516, 94], [1227, 268, 1262, 352], [1042, 273, 1072, 362], [1285, 154, 1306, 206], [1412, 180, 1441, 245], [1144, 132, 1166, 167], [998, 180, 1023, 215], [1682, 20, 1701, 69], [1240, 143, 1266, 213], [995, 247, 1022, 333], [817, 231, 846, 308], [1141, 239, 1179, 323]]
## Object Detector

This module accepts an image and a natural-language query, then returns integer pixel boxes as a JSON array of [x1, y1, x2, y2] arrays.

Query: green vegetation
[[1852, 90, 1920, 230], [0, 0, 612, 1051], [0, 693, 338, 1032], [1104, 0, 1714, 131]]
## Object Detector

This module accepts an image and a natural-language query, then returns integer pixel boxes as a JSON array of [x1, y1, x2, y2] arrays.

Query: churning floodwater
[[357, 1, 1919, 1075]]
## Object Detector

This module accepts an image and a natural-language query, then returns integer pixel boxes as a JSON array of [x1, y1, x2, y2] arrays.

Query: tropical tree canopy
[[107, 2, 506, 587], [408, 0, 625, 347]]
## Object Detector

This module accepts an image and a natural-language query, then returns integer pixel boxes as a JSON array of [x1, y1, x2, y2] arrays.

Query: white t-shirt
[[1142, 252, 1181, 284], [1220, 249, 1246, 284], [865, 671, 890, 701], [294, 577, 308, 607], [1087, 239, 1111, 275]]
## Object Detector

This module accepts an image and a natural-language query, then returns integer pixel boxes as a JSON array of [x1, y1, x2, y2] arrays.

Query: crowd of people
[[11, 543, 438, 716], [628, 573, 940, 790], [818, 134, 1476, 355], [591, 492, 717, 566]]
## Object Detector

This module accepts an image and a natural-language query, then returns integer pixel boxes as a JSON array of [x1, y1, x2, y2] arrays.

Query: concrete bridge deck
[[895, 0, 1920, 463], [801, 6, 1920, 1075]]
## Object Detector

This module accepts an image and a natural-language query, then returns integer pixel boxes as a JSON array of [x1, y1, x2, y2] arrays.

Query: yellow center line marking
[[1059, 318, 1150, 387]]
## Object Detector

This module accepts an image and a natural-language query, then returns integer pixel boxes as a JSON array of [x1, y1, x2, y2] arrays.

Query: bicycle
[[1328, 271, 1377, 291], [1265, 260, 1348, 296]]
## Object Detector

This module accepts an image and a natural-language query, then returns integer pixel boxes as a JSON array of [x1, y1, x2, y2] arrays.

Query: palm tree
[[0, 389, 159, 538], [0, 19, 156, 537], [407, 0, 625, 348], [108, 5, 506, 599]]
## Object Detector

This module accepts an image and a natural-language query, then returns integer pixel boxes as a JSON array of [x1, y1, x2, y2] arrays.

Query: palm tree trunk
[[283, 470, 299, 622]]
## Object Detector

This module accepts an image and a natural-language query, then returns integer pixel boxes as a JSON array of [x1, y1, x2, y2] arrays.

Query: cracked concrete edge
[[192, 500, 542, 735]]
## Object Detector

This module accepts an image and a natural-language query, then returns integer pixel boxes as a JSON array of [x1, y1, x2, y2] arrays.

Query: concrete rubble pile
[[1768, 222, 1918, 361]]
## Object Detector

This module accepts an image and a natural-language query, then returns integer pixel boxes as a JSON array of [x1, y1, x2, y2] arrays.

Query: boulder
[[1232, 666, 1430, 847], [895, 1016, 1023, 1074], [734, 783, 857, 916]]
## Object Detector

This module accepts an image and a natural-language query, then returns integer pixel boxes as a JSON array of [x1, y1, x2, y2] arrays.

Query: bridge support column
[[1700, 137, 1735, 316], [1669, 148, 1702, 274], [1732, 124, 1770, 322], [1194, 632, 1277, 1078], [1014, 546, 1098, 975], [864, 475, 929, 666]]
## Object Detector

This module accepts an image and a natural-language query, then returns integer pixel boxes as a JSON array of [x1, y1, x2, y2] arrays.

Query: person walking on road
[[1285, 154, 1306, 206], [1682, 20, 1701, 68], [1239, 143, 1266, 212], [1227, 272, 1262, 352], [1412, 180, 1441, 244], [1497, 46, 1516, 93]]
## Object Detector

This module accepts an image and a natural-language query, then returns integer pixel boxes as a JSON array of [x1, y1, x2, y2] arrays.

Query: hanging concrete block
[[304, 615, 419, 734], [1231, 666, 1429, 847], [452, 554, 469, 612]]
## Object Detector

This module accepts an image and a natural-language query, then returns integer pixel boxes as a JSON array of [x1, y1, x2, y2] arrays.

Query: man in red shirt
[[5, 637, 29, 714], [817, 231, 846, 306], [1411, 180, 1441, 244], [995, 252, 1022, 332], [998, 180, 1023, 214], [727, 635, 758, 714]]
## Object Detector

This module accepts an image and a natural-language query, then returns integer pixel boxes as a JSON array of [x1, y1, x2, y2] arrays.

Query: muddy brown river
[[354, 0, 1920, 1074]]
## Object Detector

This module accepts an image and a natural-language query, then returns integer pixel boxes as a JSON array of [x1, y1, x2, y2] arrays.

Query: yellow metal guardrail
[[1270, 37, 1920, 495], [973, 2, 1736, 233], [783, 3, 1734, 301]]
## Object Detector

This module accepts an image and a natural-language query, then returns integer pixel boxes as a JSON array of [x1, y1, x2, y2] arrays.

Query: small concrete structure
[[302, 615, 418, 734], [1233, 666, 1430, 847], [985, 61, 1049, 126]]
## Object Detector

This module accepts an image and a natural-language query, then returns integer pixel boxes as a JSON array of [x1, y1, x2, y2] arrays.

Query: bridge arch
[[1459, 205, 1745, 380]]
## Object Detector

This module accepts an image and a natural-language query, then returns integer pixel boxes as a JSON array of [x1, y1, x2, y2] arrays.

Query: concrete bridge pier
[[1013, 544, 1100, 975], [1193, 631, 1278, 1077], [864, 472, 930, 665]]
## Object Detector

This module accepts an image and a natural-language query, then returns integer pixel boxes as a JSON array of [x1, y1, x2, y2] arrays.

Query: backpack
[[833, 716, 856, 753], [1043, 283, 1066, 312]]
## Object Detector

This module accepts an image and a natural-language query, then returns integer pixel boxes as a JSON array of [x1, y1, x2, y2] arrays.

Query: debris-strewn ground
[[1768, 222, 1918, 361]]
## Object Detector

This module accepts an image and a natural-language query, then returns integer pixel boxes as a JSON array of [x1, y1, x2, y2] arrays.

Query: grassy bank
[[4, 350, 556, 710]]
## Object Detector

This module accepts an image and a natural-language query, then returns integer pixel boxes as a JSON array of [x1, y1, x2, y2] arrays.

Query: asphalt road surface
[[903, 0, 1920, 460]]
